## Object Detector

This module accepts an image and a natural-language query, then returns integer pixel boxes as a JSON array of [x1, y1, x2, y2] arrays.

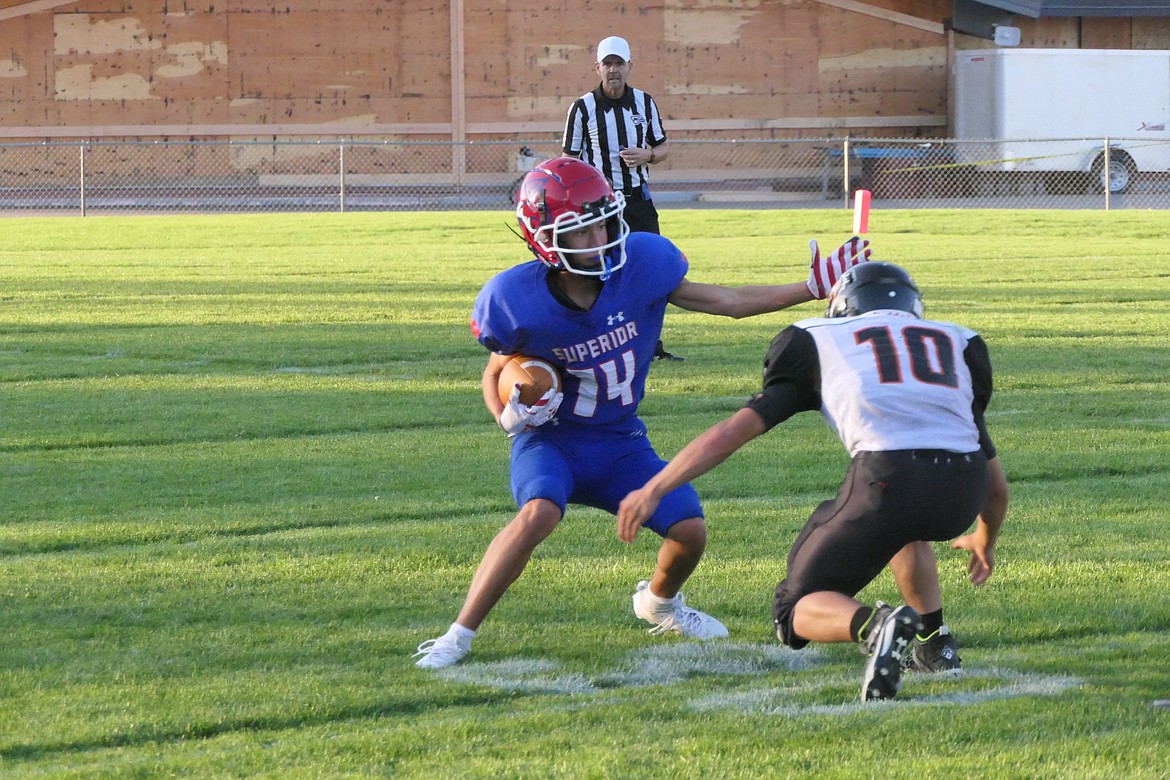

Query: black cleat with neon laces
[[861, 603, 923, 702], [907, 626, 962, 674]]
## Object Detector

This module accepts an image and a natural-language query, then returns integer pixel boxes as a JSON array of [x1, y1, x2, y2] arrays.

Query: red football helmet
[[515, 157, 629, 279]]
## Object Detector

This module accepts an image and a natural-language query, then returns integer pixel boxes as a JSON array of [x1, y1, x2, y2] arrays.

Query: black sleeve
[[964, 334, 998, 459], [744, 325, 823, 431]]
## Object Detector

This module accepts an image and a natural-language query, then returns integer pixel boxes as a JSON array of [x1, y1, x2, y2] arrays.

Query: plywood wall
[[0, 0, 1165, 140]]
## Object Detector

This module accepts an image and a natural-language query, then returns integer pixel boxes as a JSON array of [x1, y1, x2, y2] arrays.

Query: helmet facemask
[[530, 191, 629, 280]]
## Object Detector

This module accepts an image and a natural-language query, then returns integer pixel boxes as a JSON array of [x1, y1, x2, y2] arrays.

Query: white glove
[[806, 236, 872, 299], [498, 383, 563, 436]]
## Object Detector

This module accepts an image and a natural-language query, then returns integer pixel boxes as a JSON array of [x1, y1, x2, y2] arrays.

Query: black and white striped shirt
[[562, 85, 667, 195]]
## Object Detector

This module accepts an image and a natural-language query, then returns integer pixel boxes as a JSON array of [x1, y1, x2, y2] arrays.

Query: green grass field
[[2, 209, 1168, 778]]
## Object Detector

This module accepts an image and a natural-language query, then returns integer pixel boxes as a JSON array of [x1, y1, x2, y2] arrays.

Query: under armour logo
[[607, 312, 625, 326], [893, 636, 911, 660]]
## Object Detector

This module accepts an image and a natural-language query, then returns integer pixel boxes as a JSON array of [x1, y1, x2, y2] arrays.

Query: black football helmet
[[825, 261, 923, 318]]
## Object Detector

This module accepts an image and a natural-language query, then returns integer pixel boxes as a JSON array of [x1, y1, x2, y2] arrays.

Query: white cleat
[[632, 580, 729, 640], [413, 633, 471, 669]]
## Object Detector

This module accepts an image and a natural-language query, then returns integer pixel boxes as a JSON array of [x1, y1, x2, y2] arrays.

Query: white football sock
[[449, 623, 476, 648]]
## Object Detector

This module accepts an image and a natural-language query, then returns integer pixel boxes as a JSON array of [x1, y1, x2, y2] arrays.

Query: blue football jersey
[[471, 233, 687, 429]]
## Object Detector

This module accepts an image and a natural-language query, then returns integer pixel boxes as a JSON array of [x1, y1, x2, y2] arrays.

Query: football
[[498, 355, 561, 407]]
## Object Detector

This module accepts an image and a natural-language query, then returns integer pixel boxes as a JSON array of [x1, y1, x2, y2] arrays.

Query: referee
[[562, 35, 669, 235], [563, 35, 680, 360]]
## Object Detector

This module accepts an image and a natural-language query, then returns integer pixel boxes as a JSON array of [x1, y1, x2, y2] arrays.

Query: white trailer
[[952, 48, 1170, 193]]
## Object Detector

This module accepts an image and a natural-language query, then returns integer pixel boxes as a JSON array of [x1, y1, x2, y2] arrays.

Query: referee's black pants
[[623, 198, 660, 235], [623, 195, 675, 358]]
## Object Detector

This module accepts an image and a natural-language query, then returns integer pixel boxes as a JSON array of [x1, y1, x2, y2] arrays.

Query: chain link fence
[[2, 137, 1169, 215]]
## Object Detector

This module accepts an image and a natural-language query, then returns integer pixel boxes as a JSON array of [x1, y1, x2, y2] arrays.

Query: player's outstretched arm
[[951, 456, 1009, 585], [667, 277, 810, 318], [617, 408, 767, 542], [666, 236, 871, 317]]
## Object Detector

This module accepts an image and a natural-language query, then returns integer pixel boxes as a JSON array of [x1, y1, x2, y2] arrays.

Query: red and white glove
[[498, 384, 563, 436], [806, 236, 872, 300]]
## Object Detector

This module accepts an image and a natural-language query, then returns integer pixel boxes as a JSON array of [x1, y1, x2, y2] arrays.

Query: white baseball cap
[[597, 36, 631, 63]]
